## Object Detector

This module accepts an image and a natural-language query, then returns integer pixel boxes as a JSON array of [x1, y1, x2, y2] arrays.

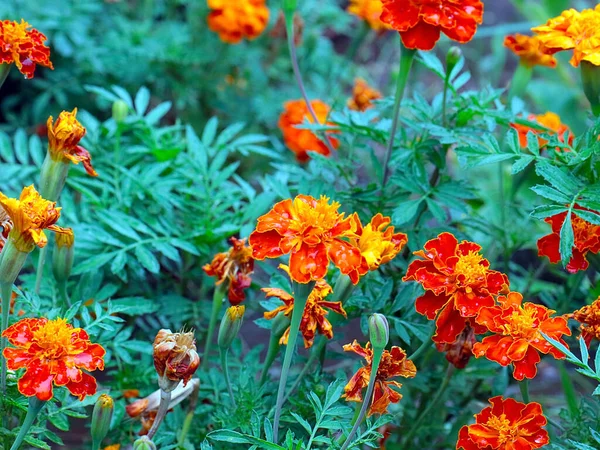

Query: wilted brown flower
[[153, 329, 200, 391]]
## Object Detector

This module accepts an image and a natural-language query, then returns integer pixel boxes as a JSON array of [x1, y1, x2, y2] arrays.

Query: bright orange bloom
[[511, 112, 574, 149], [0, 185, 71, 252], [347, 0, 392, 32], [103, 445, 121, 450], [47, 109, 97, 177], [343, 340, 416, 416], [153, 329, 200, 389], [571, 297, 600, 347], [249, 195, 365, 284], [403, 232, 509, 344], [347, 78, 382, 112], [537, 207, 600, 273], [457, 396, 549, 450], [122, 389, 140, 399], [347, 213, 406, 281], [203, 237, 254, 305], [207, 0, 269, 44], [278, 99, 339, 162], [2, 317, 105, 401], [263, 278, 346, 348], [0, 20, 53, 79], [380, 0, 484, 51], [473, 292, 571, 381], [436, 323, 476, 369], [532, 6, 600, 67], [504, 34, 557, 68]]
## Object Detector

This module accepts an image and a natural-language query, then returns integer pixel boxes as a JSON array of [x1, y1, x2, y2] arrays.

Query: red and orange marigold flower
[[571, 297, 600, 347], [47, 109, 98, 177], [0, 20, 53, 79], [504, 34, 558, 68], [0, 185, 71, 253], [473, 292, 571, 381], [457, 396, 549, 450], [537, 208, 600, 273], [203, 237, 254, 305], [403, 232, 509, 344], [207, 0, 269, 44], [347, 78, 382, 112], [2, 317, 105, 401], [263, 277, 346, 348], [436, 323, 476, 369], [347, 0, 392, 32], [511, 112, 573, 150], [532, 6, 600, 67], [380, 0, 484, 51], [249, 195, 365, 284], [343, 340, 416, 415], [278, 99, 339, 162]]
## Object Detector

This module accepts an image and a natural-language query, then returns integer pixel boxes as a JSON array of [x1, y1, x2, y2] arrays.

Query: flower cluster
[[511, 112, 573, 150], [347, 78, 382, 112], [0, 19, 53, 79], [504, 34, 557, 68], [207, 0, 269, 44]]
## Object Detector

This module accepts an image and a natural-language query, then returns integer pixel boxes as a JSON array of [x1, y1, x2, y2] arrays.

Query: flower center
[[288, 196, 342, 244], [486, 414, 518, 444], [2, 21, 30, 48], [454, 251, 487, 286], [32, 318, 74, 359], [501, 308, 537, 338], [358, 224, 387, 267]]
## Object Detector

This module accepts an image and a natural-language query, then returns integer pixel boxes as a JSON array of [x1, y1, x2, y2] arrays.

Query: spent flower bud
[[133, 436, 157, 450], [153, 329, 200, 392], [112, 99, 129, 123], [218, 305, 245, 349], [368, 313, 389, 349], [91, 394, 114, 447]]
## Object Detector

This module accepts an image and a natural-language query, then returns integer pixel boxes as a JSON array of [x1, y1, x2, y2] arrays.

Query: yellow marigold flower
[[0, 185, 70, 252], [532, 6, 600, 67], [47, 109, 97, 177], [504, 34, 557, 68], [207, 0, 270, 44], [0, 20, 53, 79], [348, 78, 382, 112], [347, 0, 392, 32]]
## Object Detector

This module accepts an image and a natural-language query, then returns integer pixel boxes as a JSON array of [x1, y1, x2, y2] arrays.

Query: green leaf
[[531, 185, 571, 203], [207, 430, 286, 449], [73, 253, 115, 275], [511, 155, 534, 174], [535, 162, 583, 196], [135, 86, 151, 115], [134, 246, 160, 273], [559, 211, 574, 268]]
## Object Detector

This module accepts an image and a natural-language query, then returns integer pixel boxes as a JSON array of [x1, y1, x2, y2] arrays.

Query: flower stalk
[[0, 65, 10, 91], [202, 284, 226, 370], [259, 312, 290, 385], [220, 348, 236, 408], [10, 397, 45, 450], [519, 379, 530, 404], [146, 389, 171, 440], [272, 280, 315, 443]]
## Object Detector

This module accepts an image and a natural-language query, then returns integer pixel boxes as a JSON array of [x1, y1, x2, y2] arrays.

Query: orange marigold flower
[[347, 0, 392, 32], [122, 389, 140, 399], [511, 112, 574, 149], [0, 185, 71, 252], [207, 0, 269, 44], [380, 0, 484, 51], [403, 232, 510, 344], [537, 207, 600, 273], [504, 34, 557, 68], [103, 445, 120, 450], [2, 317, 105, 401], [343, 340, 416, 416], [571, 296, 600, 347], [47, 109, 97, 177], [347, 78, 382, 112], [436, 323, 476, 369], [278, 99, 339, 162], [249, 195, 365, 284], [203, 237, 254, 305], [0, 20, 53, 79], [473, 292, 571, 381], [153, 329, 200, 390], [263, 278, 346, 348], [457, 396, 549, 450], [532, 6, 600, 67]]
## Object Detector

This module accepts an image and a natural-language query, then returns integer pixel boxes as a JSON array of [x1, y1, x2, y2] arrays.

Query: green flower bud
[[446, 46, 462, 75], [581, 61, 600, 116], [91, 394, 113, 449], [52, 231, 74, 283], [133, 436, 157, 450], [271, 311, 291, 341], [112, 99, 129, 123], [218, 305, 245, 350], [369, 313, 389, 349]]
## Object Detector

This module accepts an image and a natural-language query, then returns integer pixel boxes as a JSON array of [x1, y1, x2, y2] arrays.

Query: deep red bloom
[[457, 396, 549, 450], [537, 208, 600, 273], [473, 292, 571, 381], [403, 232, 509, 344], [380, 0, 484, 51], [2, 318, 105, 401], [0, 20, 53, 79]]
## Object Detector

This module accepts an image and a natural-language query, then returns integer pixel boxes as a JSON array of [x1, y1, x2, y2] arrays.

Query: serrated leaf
[[559, 211, 574, 268], [73, 253, 115, 274], [135, 246, 160, 273], [535, 163, 583, 196]]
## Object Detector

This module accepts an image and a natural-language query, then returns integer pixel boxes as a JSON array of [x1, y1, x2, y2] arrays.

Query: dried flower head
[[571, 297, 600, 347], [153, 329, 200, 391], [0, 20, 53, 79]]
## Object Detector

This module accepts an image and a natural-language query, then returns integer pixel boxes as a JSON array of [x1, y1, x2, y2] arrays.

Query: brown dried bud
[[436, 323, 476, 369], [153, 329, 200, 392]]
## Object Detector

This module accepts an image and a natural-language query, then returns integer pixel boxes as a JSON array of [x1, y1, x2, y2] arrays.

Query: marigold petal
[[289, 242, 329, 283], [18, 362, 55, 401], [65, 371, 98, 400], [433, 303, 466, 344], [512, 347, 541, 381], [327, 239, 365, 284], [415, 291, 450, 320], [249, 229, 285, 259], [454, 290, 494, 317], [506, 338, 530, 362]]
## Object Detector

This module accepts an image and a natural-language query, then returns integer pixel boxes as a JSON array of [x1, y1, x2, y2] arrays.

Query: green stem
[[442, 72, 450, 127], [57, 280, 71, 308], [10, 397, 44, 450], [0, 65, 10, 91], [34, 247, 48, 295], [272, 281, 314, 444], [408, 335, 433, 362], [202, 285, 226, 371], [220, 348, 236, 409], [381, 43, 416, 189], [282, 337, 326, 404], [331, 274, 355, 304], [339, 347, 384, 450], [177, 410, 194, 448], [401, 363, 455, 449], [1, 281, 11, 395], [508, 63, 532, 101], [147, 389, 171, 440], [519, 379, 530, 404], [260, 330, 282, 386]]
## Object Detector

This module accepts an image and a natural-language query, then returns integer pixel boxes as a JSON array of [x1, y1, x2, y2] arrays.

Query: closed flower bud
[[271, 311, 291, 340], [218, 305, 245, 350], [112, 100, 129, 123], [91, 394, 114, 448], [52, 229, 74, 283], [153, 329, 200, 392], [133, 436, 157, 450], [581, 61, 600, 116], [446, 46, 462, 74], [368, 313, 389, 349]]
